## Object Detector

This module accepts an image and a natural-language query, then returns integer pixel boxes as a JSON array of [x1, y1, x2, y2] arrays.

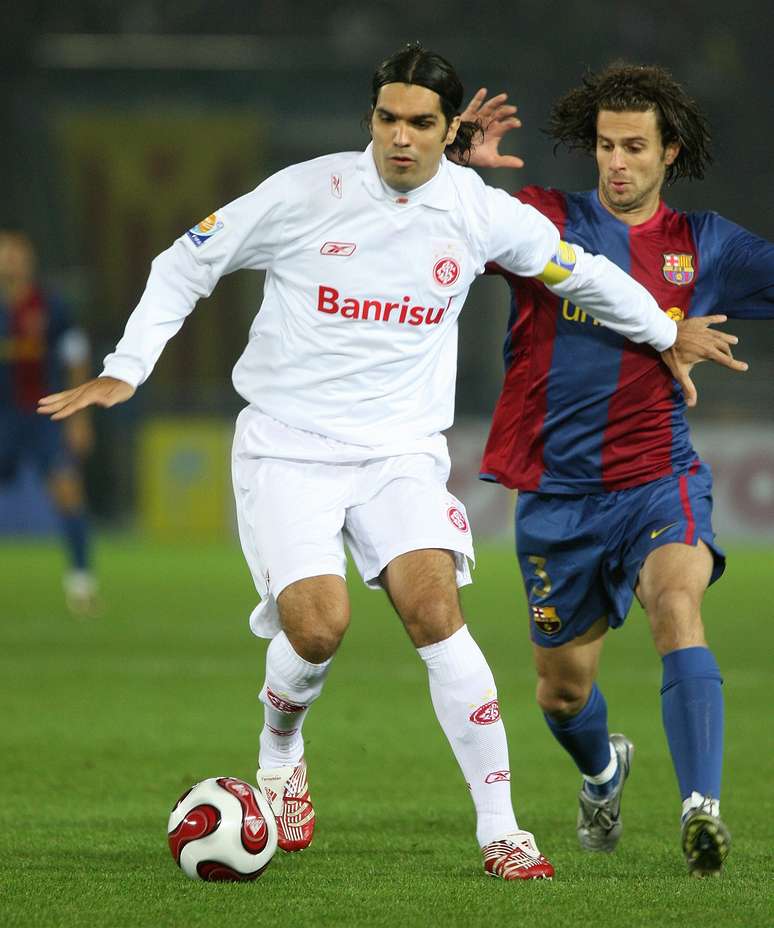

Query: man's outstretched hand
[[38, 376, 135, 420], [661, 315, 748, 407], [460, 87, 525, 169]]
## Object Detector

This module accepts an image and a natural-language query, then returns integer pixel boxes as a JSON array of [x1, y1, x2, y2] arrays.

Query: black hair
[[547, 62, 712, 184], [369, 43, 481, 163]]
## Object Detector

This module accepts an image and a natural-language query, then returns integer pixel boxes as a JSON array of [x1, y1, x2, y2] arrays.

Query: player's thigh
[[516, 492, 615, 647], [233, 454, 349, 607], [636, 541, 713, 654], [381, 548, 463, 646], [345, 452, 474, 594], [533, 616, 608, 718]]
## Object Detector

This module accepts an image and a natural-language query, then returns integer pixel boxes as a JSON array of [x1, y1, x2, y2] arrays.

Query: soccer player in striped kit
[[39, 48, 744, 881], [467, 63, 773, 875], [0, 231, 99, 617]]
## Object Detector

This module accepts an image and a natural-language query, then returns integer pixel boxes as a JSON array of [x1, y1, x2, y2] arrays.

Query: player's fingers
[[712, 352, 749, 372], [678, 370, 698, 407], [493, 116, 522, 131], [501, 155, 525, 168], [491, 104, 518, 119], [701, 314, 728, 326], [38, 388, 79, 407]]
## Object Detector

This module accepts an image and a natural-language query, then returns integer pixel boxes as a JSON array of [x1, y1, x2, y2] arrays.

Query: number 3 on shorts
[[527, 555, 552, 598]]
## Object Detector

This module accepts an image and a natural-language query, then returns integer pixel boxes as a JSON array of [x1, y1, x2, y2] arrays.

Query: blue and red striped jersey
[[481, 186, 774, 493], [0, 287, 73, 412]]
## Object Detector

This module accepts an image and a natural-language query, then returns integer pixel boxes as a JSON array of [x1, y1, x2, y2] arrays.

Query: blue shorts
[[0, 411, 73, 483], [516, 461, 725, 648]]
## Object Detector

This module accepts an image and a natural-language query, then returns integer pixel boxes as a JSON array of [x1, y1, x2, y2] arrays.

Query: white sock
[[681, 791, 720, 821], [584, 743, 618, 785], [258, 631, 332, 770], [417, 625, 518, 846]]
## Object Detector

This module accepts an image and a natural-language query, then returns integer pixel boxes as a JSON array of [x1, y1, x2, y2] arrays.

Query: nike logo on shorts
[[650, 522, 678, 540]]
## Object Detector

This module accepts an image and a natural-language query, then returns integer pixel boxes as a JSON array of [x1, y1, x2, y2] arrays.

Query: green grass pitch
[[0, 538, 771, 927]]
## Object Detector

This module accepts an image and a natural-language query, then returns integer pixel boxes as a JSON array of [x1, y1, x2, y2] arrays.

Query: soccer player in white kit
[[38, 45, 736, 881]]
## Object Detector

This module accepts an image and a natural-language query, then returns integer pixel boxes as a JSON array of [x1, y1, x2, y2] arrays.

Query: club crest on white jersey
[[433, 257, 460, 287]]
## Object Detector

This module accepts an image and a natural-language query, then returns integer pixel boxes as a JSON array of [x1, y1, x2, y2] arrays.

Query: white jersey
[[102, 145, 675, 452]]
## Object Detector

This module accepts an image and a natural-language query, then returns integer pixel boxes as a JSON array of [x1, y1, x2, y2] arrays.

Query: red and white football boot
[[482, 830, 555, 880], [256, 758, 315, 852]]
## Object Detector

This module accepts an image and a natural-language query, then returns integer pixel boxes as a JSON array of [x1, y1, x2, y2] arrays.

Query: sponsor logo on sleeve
[[331, 173, 342, 198], [662, 253, 695, 285], [186, 213, 224, 247]]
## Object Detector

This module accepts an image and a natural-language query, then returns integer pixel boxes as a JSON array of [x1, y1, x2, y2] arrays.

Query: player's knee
[[278, 579, 350, 662], [647, 587, 706, 654], [399, 592, 463, 647], [284, 614, 349, 663], [48, 473, 84, 511], [536, 677, 590, 720]]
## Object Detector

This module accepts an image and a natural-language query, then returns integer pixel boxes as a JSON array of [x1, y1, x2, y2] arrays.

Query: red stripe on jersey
[[481, 281, 562, 488], [679, 474, 696, 544], [481, 187, 568, 490], [601, 205, 698, 490], [11, 286, 48, 411]]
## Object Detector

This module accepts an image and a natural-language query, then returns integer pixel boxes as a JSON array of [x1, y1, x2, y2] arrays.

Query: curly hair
[[369, 43, 482, 164], [547, 62, 712, 184]]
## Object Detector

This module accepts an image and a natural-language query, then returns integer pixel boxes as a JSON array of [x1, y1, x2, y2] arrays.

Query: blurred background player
[[0, 231, 99, 617], [466, 63, 772, 875]]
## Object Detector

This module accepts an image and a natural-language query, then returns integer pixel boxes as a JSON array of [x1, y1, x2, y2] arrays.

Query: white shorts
[[232, 414, 475, 639]]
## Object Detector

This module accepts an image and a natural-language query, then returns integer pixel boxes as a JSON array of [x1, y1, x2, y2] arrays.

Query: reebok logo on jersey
[[317, 286, 451, 325], [650, 522, 678, 539], [320, 242, 356, 256]]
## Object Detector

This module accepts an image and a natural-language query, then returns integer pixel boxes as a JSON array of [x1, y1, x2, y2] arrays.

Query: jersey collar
[[591, 188, 671, 232], [358, 143, 455, 211]]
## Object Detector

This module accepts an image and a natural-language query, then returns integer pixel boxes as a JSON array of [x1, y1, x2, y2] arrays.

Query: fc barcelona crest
[[531, 604, 561, 636], [662, 253, 695, 285]]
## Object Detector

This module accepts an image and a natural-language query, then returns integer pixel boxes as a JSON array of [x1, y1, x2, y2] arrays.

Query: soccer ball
[[168, 776, 278, 881]]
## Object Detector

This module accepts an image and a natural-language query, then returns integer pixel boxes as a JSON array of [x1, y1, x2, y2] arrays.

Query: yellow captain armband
[[537, 240, 577, 285]]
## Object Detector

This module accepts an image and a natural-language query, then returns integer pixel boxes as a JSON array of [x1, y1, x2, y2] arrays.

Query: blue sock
[[661, 646, 723, 802], [61, 511, 90, 571], [544, 685, 615, 793]]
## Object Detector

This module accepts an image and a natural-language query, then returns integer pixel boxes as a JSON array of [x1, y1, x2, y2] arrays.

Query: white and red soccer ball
[[168, 776, 278, 881]]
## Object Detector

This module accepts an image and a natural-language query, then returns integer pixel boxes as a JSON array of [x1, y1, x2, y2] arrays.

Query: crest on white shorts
[[447, 505, 469, 533]]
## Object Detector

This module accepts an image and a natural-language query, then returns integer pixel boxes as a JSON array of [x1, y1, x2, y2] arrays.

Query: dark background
[[2, 1, 771, 521]]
